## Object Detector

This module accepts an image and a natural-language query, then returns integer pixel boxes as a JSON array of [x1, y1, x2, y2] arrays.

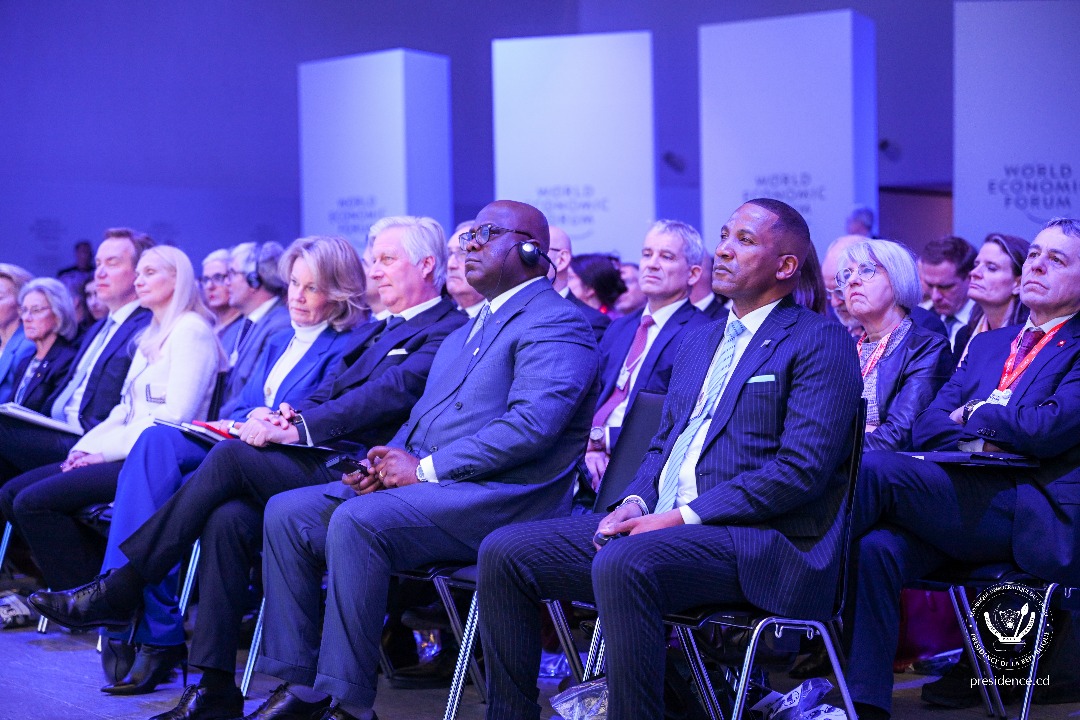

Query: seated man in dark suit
[[583, 219, 710, 489], [0, 228, 153, 488], [478, 198, 862, 720], [30, 215, 467, 720], [846, 217, 1080, 720], [549, 225, 611, 342], [235, 200, 599, 720]]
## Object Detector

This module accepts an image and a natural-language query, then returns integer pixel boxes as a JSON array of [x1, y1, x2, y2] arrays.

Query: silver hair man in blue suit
[[235, 200, 601, 720], [477, 198, 863, 720]]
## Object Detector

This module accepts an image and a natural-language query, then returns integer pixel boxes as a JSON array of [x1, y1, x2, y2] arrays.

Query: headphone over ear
[[517, 241, 554, 268], [245, 242, 264, 289]]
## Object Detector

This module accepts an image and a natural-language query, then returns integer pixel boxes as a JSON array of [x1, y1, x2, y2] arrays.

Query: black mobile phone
[[326, 456, 368, 476], [593, 530, 629, 547]]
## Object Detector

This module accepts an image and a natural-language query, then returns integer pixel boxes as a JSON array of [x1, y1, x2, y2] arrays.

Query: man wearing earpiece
[[218, 242, 292, 416], [235, 199, 600, 720]]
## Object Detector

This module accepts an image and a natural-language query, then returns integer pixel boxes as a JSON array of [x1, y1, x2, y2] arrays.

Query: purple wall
[[1, 0, 951, 274]]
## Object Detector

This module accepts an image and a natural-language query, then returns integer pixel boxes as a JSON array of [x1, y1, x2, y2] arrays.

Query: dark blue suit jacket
[[386, 279, 600, 548], [304, 299, 467, 454], [228, 325, 356, 421], [697, 295, 729, 321], [45, 307, 152, 431], [7, 337, 79, 412], [913, 314, 1080, 586], [596, 300, 709, 447], [621, 297, 862, 619]]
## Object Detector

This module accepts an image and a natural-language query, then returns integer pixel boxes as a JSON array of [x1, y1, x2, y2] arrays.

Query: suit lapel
[[273, 329, 336, 404], [1009, 315, 1080, 399], [701, 301, 796, 449], [628, 303, 691, 407]]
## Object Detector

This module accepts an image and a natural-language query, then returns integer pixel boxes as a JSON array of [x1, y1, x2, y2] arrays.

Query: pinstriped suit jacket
[[387, 279, 600, 549], [622, 296, 862, 619]]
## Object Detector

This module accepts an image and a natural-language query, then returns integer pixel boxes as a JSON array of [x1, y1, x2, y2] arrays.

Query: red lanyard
[[997, 322, 1066, 391], [856, 327, 896, 379]]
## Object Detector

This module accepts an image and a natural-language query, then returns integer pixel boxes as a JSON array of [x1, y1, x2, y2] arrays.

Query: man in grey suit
[[477, 198, 863, 720], [241, 200, 600, 720]]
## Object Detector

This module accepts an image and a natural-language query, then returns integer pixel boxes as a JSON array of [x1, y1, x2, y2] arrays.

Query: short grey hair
[[231, 242, 287, 294], [201, 248, 230, 267], [1045, 217, 1080, 240], [838, 239, 922, 313], [648, 219, 705, 267], [368, 216, 448, 291], [19, 277, 78, 341]]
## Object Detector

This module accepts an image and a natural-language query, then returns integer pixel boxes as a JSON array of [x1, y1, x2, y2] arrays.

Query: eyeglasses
[[458, 224, 536, 252], [835, 262, 878, 289], [19, 305, 52, 319], [201, 273, 228, 286]]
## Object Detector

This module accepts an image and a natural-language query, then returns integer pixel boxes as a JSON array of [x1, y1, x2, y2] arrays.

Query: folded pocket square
[[387, 348, 408, 356], [747, 374, 775, 384]]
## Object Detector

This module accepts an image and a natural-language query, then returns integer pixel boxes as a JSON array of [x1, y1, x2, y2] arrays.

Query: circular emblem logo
[[969, 582, 1053, 671]]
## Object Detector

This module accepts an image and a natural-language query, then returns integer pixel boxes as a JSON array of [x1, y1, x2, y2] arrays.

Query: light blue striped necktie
[[654, 318, 745, 513], [465, 303, 491, 345]]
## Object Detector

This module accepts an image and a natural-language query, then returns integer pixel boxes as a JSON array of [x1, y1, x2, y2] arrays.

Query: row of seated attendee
[[1, 200, 1076, 720]]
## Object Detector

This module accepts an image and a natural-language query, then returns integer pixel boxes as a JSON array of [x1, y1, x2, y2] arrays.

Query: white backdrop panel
[[954, 1, 1080, 243], [493, 32, 655, 260], [299, 49, 451, 249], [700, 10, 877, 253]]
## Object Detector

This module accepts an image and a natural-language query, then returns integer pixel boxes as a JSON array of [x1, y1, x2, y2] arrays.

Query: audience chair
[[909, 563, 1070, 720], [440, 391, 669, 720]]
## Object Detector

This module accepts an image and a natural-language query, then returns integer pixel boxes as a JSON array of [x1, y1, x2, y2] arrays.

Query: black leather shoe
[[149, 684, 245, 720], [314, 707, 377, 720], [243, 684, 331, 720], [102, 643, 188, 695], [28, 571, 136, 630], [101, 637, 137, 684]]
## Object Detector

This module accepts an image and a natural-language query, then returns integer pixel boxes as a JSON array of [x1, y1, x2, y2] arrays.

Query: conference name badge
[[987, 389, 1012, 406]]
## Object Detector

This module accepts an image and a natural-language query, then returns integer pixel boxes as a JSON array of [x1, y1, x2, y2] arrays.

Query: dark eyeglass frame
[[835, 262, 878, 289], [458, 223, 536, 252], [201, 273, 228, 286]]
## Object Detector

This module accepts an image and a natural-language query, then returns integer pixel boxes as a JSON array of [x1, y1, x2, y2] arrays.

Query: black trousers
[[0, 414, 79, 485], [118, 439, 336, 672], [0, 460, 121, 589], [477, 513, 744, 720]]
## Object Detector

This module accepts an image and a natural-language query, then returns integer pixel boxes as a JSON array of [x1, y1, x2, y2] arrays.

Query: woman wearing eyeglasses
[[6, 278, 80, 413], [957, 233, 1031, 364], [200, 248, 245, 352], [835, 239, 954, 451]]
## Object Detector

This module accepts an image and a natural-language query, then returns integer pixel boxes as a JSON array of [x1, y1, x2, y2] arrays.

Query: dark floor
[[2, 623, 1080, 720]]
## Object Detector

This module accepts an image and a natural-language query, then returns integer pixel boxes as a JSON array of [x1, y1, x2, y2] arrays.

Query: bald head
[[548, 226, 572, 287]]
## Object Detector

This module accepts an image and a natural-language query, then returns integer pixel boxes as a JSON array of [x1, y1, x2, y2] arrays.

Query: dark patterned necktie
[[1015, 328, 1045, 363]]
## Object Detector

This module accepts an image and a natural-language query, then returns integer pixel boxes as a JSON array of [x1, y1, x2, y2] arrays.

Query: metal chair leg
[[582, 617, 605, 681], [1018, 583, 1058, 720], [543, 599, 585, 683], [0, 521, 12, 572], [674, 625, 722, 720], [178, 539, 200, 616], [434, 577, 485, 700], [947, 585, 999, 717], [813, 620, 859, 720], [443, 592, 479, 720], [240, 598, 265, 698]]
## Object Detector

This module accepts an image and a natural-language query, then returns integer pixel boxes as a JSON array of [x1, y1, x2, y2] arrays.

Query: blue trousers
[[104, 426, 212, 646]]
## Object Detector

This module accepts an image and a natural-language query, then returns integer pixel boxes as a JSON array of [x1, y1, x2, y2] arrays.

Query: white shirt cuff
[[679, 504, 702, 525], [958, 439, 986, 452], [420, 455, 438, 482]]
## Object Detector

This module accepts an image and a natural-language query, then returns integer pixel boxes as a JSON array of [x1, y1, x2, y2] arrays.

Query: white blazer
[[72, 312, 221, 462]]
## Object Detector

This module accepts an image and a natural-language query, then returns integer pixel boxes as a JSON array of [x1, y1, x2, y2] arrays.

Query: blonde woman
[[0, 246, 223, 606]]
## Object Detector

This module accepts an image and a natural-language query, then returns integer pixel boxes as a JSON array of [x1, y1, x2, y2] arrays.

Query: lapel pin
[[1059, 340, 1066, 347], [762, 339, 772, 347]]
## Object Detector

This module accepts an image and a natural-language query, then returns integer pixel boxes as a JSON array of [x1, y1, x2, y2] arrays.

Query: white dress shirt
[[63, 299, 141, 426]]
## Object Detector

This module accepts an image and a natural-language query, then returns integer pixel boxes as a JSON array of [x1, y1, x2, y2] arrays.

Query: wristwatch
[[415, 463, 426, 482], [292, 414, 308, 444], [961, 399, 982, 425], [588, 426, 606, 452]]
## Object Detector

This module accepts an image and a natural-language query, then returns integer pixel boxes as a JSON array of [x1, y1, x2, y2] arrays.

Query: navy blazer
[[621, 297, 862, 619], [7, 337, 79, 412], [697, 295, 730, 321], [864, 322, 953, 452], [303, 298, 467, 454], [384, 279, 600, 549], [227, 325, 356, 421], [45, 307, 152, 431], [596, 300, 710, 447], [219, 301, 292, 418], [569, 293, 611, 344], [913, 314, 1080, 586]]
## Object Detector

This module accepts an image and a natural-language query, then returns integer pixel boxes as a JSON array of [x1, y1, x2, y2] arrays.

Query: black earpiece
[[245, 242, 265, 288], [517, 241, 553, 268]]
